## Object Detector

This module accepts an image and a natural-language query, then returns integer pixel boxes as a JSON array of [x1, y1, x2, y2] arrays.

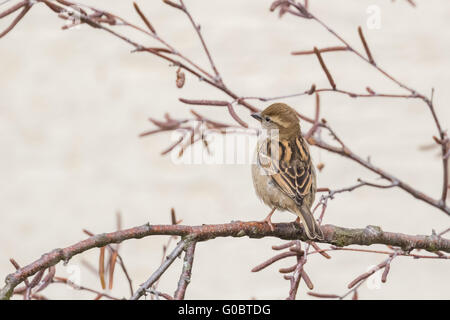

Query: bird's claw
[[263, 217, 275, 231], [260, 208, 276, 231]]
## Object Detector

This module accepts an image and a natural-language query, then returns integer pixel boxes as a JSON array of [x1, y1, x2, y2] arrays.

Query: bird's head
[[251, 103, 301, 138]]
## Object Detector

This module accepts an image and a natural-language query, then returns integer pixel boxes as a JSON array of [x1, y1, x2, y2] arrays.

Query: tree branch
[[130, 240, 186, 300], [1, 221, 448, 300], [174, 242, 196, 300], [281, 0, 449, 212]]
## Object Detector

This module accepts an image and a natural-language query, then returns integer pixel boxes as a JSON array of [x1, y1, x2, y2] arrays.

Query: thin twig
[[130, 240, 186, 300], [0, 2, 31, 38], [357, 26, 375, 64], [133, 2, 156, 33], [292, 46, 348, 55], [179, 0, 222, 84], [174, 242, 196, 299], [313, 46, 336, 90]]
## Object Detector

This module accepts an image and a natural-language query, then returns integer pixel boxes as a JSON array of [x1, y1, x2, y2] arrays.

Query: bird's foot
[[260, 208, 276, 231]]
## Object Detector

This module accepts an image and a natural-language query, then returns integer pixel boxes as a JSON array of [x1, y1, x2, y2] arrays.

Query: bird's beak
[[251, 112, 263, 122]]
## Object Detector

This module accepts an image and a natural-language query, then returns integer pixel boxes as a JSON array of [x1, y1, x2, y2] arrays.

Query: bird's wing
[[258, 137, 313, 207]]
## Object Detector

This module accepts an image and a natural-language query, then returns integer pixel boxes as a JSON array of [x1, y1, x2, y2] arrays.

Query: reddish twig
[[291, 46, 348, 55], [133, 2, 156, 34], [252, 251, 298, 273], [0, 1, 32, 38], [0, 0, 27, 19], [357, 26, 375, 65], [98, 246, 106, 290], [272, 241, 296, 250], [179, 98, 248, 127], [308, 249, 402, 300], [313, 46, 336, 90], [83, 229, 134, 296], [310, 242, 331, 259]]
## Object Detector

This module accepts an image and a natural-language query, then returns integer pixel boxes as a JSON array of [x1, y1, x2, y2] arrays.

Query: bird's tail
[[296, 206, 324, 240]]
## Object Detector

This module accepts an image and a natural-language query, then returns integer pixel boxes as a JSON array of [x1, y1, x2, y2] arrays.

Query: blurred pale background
[[0, 0, 449, 299]]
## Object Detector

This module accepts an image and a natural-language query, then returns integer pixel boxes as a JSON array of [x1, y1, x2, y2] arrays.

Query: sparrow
[[251, 103, 324, 240]]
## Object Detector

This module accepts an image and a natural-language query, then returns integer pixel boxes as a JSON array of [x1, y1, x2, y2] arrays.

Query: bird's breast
[[251, 163, 296, 212]]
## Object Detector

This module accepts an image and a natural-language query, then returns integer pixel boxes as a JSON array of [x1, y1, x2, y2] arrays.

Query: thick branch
[[1, 221, 448, 300]]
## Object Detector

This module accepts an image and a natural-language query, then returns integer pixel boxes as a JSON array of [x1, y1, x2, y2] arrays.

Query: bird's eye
[[265, 116, 270, 122]]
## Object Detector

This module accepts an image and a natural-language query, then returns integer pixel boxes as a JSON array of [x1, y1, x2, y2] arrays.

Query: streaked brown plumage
[[251, 103, 324, 240]]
